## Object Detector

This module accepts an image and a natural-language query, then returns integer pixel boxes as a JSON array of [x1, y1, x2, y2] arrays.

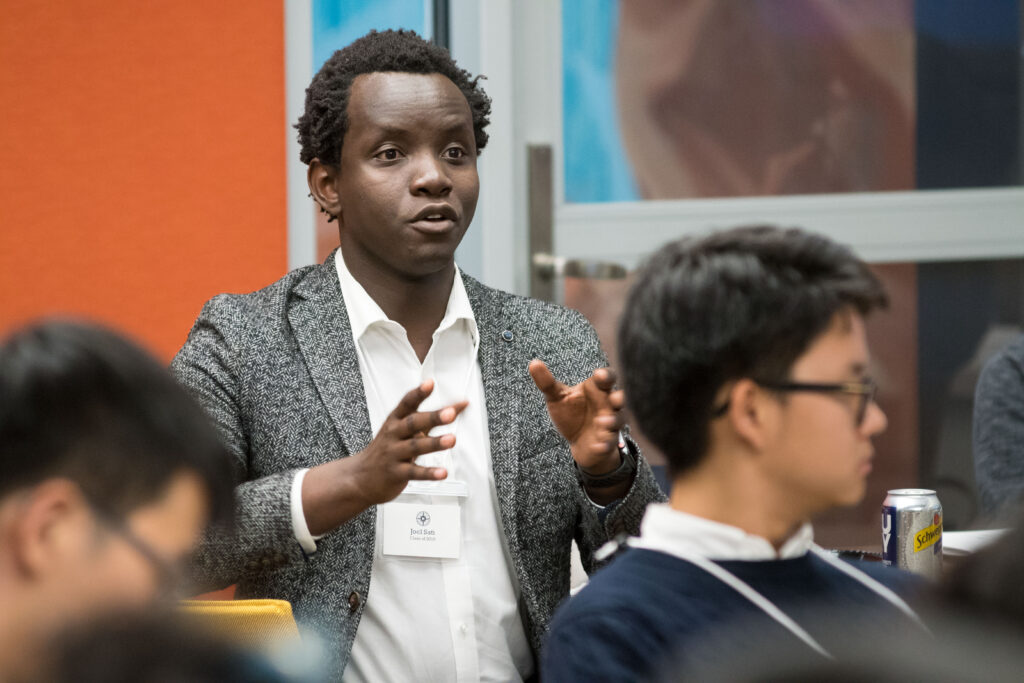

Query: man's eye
[[375, 149, 400, 160], [443, 147, 466, 160]]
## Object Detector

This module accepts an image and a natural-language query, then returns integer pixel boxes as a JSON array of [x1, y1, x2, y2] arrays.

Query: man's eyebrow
[[365, 124, 414, 138], [366, 119, 473, 139], [436, 117, 474, 133]]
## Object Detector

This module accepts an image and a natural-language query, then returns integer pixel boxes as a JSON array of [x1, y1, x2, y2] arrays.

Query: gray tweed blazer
[[171, 254, 664, 678]]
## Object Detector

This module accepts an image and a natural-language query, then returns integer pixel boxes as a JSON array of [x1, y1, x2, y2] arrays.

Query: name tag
[[381, 501, 461, 559]]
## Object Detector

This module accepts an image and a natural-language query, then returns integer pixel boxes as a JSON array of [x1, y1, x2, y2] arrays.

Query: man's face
[[50, 471, 209, 616], [761, 311, 887, 515], [332, 71, 479, 280]]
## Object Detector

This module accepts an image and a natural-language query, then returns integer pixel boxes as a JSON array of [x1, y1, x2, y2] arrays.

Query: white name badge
[[381, 502, 461, 559]]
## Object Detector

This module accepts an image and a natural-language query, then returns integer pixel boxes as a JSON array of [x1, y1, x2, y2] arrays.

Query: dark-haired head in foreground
[[542, 226, 903, 682], [42, 612, 307, 683], [620, 224, 888, 503], [540, 229, 909, 683], [0, 320, 235, 681]]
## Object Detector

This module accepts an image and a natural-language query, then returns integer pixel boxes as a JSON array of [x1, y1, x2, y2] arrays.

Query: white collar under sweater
[[630, 503, 815, 561]]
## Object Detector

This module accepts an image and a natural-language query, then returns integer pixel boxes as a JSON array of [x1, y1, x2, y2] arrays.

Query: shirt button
[[348, 591, 361, 613], [459, 622, 468, 635]]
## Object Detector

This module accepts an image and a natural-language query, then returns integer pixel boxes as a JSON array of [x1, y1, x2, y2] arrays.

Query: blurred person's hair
[[618, 225, 888, 478], [295, 28, 491, 171], [0, 320, 235, 525], [939, 506, 1024, 629], [41, 612, 302, 683]]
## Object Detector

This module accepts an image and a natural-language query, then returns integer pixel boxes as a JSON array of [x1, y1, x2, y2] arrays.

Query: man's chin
[[399, 246, 462, 275], [835, 482, 870, 509]]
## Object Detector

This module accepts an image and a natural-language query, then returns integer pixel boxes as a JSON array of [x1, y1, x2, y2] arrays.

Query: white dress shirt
[[289, 251, 532, 682]]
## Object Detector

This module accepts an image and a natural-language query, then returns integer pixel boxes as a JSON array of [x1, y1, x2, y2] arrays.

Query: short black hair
[[618, 226, 888, 478], [48, 612, 292, 683], [295, 29, 491, 167], [0, 320, 235, 526]]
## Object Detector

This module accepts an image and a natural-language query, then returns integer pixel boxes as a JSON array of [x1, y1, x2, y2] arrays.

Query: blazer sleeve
[[973, 338, 1024, 518], [171, 296, 306, 592], [564, 310, 667, 575]]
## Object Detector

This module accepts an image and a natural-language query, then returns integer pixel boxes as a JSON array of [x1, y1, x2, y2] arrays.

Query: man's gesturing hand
[[302, 379, 467, 535], [352, 379, 467, 505], [528, 360, 625, 474]]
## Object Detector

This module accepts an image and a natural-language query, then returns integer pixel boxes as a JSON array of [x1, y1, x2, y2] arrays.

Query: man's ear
[[727, 379, 776, 453], [307, 158, 342, 222], [3, 480, 90, 579]]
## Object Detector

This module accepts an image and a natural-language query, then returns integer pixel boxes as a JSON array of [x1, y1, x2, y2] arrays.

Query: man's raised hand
[[528, 360, 626, 474], [352, 379, 467, 505], [302, 379, 467, 535]]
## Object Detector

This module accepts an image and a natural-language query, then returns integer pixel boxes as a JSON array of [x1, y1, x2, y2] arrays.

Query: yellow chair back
[[179, 599, 300, 650]]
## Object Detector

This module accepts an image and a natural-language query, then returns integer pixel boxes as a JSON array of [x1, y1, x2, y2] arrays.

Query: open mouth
[[410, 206, 458, 233], [410, 215, 456, 233]]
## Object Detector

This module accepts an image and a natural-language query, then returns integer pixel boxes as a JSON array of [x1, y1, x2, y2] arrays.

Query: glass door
[[481, 0, 1024, 545]]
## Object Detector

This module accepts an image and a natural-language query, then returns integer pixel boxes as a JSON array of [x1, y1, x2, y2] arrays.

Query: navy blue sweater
[[542, 548, 923, 682]]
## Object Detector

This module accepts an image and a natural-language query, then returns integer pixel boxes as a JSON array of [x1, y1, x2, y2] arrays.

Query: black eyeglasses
[[713, 378, 878, 426], [84, 497, 184, 600]]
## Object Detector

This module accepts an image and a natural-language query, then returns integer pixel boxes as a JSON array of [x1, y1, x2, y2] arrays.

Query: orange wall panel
[[0, 1, 288, 359]]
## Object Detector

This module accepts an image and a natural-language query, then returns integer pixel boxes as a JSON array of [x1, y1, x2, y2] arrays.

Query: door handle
[[528, 144, 628, 301]]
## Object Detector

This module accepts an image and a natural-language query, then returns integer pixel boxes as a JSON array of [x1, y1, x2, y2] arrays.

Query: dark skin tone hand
[[302, 379, 468, 535], [528, 360, 632, 505]]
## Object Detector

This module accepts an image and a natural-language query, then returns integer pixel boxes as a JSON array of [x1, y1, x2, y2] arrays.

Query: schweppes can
[[882, 488, 942, 580]]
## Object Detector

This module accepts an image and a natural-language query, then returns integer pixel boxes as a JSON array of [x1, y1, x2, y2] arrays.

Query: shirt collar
[[631, 503, 815, 561], [334, 249, 478, 347]]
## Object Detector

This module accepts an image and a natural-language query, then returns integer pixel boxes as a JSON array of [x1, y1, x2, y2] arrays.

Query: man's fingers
[[594, 413, 619, 432], [608, 389, 625, 411], [591, 367, 617, 392], [597, 406, 626, 432], [528, 359, 564, 400], [580, 434, 618, 458], [406, 464, 448, 481], [391, 379, 435, 419], [397, 401, 469, 438], [405, 433, 456, 458]]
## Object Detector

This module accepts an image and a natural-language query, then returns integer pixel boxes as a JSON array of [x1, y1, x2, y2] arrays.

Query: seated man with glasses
[[0, 320, 235, 682], [542, 226, 925, 681]]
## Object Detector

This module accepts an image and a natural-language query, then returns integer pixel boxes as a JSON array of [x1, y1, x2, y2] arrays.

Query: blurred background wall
[[0, 1, 288, 359]]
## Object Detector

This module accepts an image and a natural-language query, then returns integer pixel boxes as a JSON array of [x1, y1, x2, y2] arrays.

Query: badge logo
[[415, 511, 431, 527]]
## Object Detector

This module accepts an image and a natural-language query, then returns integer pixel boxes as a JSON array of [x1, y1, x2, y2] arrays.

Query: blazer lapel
[[288, 256, 373, 459], [463, 274, 522, 551]]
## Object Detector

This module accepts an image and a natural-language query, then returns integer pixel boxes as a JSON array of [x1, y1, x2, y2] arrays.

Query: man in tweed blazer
[[173, 30, 663, 681]]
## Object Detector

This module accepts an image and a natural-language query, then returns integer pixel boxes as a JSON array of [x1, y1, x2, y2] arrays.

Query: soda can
[[881, 488, 943, 580]]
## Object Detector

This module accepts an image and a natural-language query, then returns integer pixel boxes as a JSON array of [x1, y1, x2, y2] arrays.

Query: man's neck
[[668, 454, 811, 551], [340, 249, 456, 363], [0, 594, 42, 681]]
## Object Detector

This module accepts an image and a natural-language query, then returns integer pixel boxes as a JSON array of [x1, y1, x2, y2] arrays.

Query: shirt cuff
[[291, 468, 323, 554]]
